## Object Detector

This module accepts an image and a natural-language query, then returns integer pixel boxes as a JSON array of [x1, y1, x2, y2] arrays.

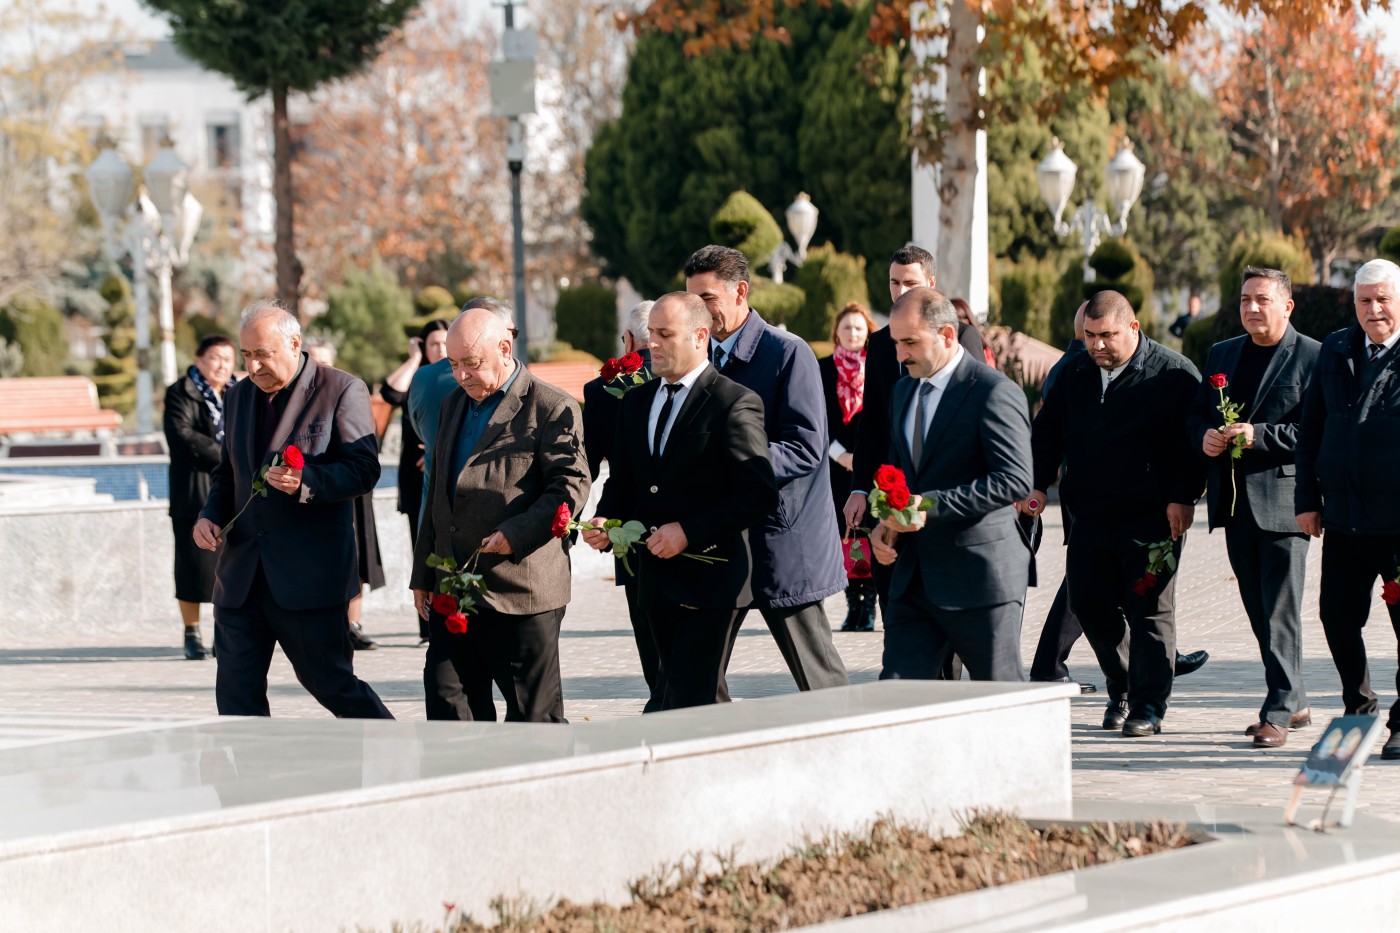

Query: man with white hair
[[194, 299, 392, 718], [1296, 257, 1400, 761]]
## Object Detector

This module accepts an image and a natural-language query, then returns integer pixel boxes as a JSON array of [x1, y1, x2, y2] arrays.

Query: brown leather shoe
[[1252, 722, 1288, 748], [1245, 708, 1312, 736]]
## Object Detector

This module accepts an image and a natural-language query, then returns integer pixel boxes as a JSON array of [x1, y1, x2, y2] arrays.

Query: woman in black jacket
[[818, 302, 878, 632], [163, 334, 236, 660]]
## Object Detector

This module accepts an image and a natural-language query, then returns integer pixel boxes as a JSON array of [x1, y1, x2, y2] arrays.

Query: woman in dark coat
[[818, 301, 877, 632], [164, 334, 236, 660]]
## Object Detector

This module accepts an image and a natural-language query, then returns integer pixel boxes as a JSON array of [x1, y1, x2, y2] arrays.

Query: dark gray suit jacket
[[201, 354, 381, 610], [410, 367, 590, 616], [888, 352, 1034, 610], [1188, 326, 1321, 533]]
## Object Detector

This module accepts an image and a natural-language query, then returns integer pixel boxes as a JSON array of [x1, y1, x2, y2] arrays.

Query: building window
[[207, 116, 241, 170], [139, 115, 170, 161]]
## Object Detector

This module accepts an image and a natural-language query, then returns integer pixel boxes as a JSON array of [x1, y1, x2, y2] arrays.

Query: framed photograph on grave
[[1284, 714, 1385, 829]]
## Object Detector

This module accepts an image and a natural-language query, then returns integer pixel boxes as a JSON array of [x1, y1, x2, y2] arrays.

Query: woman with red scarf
[[819, 302, 879, 632]]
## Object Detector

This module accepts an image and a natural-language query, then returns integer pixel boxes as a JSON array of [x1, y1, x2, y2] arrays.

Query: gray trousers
[[878, 568, 1026, 683], [1225, 514, 1309, 726], [740, 600, 850, 691]]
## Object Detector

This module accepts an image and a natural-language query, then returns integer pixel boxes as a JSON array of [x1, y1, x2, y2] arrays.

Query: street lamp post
[[768, 193, 820, 285], [1036, 137, 1146, 282], [86, 139, 202, 436]]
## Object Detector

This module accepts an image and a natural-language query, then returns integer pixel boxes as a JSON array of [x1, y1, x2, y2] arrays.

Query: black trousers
[[623, 576, 661, 707], [879, 566, 1025, 682], [645, 596, 745, 711], [1224, 508, 1309, 725], [1067, 517, 1180, 719], [214, 566, 393, 719], [423, 602, 566, 723], [406, 513, 429, 641], [1318, 530, 1400, 731], [1030, 578, 1082, 682], [740, 600, 851, 691]]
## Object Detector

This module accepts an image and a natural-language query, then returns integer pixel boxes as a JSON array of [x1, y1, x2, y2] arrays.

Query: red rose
[[600, 358, 621, 381], [886, 485, 911, 510], [283, 444, 305, 470], [1142, 571, 1157, 588], [552, 502, 572, 539], [445, 612, 469, 634], [850, 559, 872, 579], [1209, 373, 1228, 390], [1131, 577, 1151, 596], [1383, 580, 1400, 605], [430, 593, 458, 615], [618, 352, 643, 375], [874, 465, 906, 493]]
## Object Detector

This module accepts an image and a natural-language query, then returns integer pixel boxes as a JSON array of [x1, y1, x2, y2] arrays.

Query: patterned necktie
[[653, 383, 683, 458], [712, 345, 726, 371], [1369, 343, 1384, 363], [911, 381, 934, 465]]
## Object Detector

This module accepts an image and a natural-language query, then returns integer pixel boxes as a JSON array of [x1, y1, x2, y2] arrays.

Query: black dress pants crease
[[740, 600, 851, 691], [214, 565, 393, 719], [1223, 504, 1309, 726], [423, 602, 566, 723], [878, 568, 1025, 682], [624, 577, 662, 705], [1318, 530, 1400, 731], [645, 596, 745, 711], [1030, 577, 1082, 682], [1066, 517, 1180, 720]]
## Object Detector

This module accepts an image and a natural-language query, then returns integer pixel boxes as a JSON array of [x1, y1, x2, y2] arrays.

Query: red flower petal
[[283, 444, 305, 469]]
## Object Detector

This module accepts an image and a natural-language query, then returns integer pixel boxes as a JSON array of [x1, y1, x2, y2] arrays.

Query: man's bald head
[[446, 307, 516, 401]]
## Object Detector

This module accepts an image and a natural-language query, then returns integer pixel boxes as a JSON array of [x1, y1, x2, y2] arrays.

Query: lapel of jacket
[[1247, 326, 1297, 420], [891, 377, 916, 473], [658, 366, 716, 470], [466, 364, 529, 467], [267, 353, 319, 461], [232, 380, 260, 479], [724, 310, 766, 369], [917, 353, 977, 474]]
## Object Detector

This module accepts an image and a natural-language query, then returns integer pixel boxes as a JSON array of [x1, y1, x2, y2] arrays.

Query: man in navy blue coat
[[685, 245, 850, 691]]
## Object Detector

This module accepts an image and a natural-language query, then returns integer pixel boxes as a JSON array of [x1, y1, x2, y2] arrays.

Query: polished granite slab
[[0, 680, 1068, 849]]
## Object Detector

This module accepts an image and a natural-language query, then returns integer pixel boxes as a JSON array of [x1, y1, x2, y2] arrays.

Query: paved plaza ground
[[3, 504, 1399, 822]]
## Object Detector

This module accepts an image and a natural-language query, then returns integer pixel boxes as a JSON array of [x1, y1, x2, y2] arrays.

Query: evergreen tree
[[314, 255, 413, 384]]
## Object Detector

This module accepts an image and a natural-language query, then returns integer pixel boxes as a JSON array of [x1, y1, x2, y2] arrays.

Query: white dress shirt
[[648, 359, 709, 456], [903, 345, 964, 455], [1368, 328, 1400, 360]]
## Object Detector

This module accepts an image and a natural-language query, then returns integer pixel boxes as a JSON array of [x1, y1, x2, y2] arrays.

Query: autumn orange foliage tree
[[1195, 8, 1399, 278]]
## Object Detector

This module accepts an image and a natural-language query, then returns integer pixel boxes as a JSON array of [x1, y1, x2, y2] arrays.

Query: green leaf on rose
[[1165, 553, 1177, 571]]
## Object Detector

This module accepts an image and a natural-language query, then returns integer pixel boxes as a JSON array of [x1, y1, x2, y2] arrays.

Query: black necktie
[[712, 345, 725, 370], [1369, 343, 1384, 363], [911, 382, 934, 465], [653, 384, 683, 458]]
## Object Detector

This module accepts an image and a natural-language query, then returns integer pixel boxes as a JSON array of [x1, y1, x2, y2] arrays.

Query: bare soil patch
[[445, 812, 1195, 932]]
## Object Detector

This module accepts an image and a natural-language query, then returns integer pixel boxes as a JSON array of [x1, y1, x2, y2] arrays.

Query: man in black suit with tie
[[193, 300, 392, 718], [1296, 258, 1400, 762], [581, 299, 659, 702], [868, 287, 1033, 681], [585, 292, 778, 710], [1026, 290, 1205, 737], [1188, 267, 1320, 748]]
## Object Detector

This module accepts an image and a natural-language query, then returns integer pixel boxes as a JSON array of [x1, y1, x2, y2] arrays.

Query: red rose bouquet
[[1130, 538, 1176, 596], [868, 464, 933, 528], [425, 548, 489, 635], [220, 444, 303, 538], [1210, 373, 1247, 516], [601, 352, 652, 398]]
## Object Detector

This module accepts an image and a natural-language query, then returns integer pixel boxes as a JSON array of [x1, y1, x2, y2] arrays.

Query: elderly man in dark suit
[[868, 287, 1033, 681], [411, 307, 590, 723], [1026, 290, 1206, 737], [1296, 258, 1400, 762], [585, 292, 778, 709], [685, 245, 849, 691], [193, 300, 392, 719], [581, 300, 660, 702], [1188, 266, 1321, 748]]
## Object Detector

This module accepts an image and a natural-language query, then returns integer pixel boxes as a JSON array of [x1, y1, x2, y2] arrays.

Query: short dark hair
[[890, 244, 935, 279], [1241, 266, 1292, 300], [891, 287, 957, 332], [417, 318, 452, 344], [195, 334, 234, 357], [1083, 290, 1136, 323], [683, 245, 749, 287]]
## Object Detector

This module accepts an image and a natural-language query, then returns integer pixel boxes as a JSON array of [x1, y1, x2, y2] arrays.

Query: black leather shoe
[[349, 624, 378, 651], [1034, 675, 1098, 695], [1122, 715, 1163, 737], [1174, 650, 1209, 677], [1103, 699, 1130, 730], [183, 629, 207, 661], [1383, 730, 1400, 761]]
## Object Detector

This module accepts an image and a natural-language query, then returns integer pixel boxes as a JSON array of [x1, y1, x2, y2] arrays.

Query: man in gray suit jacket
[[1188, 267, 1321, 748], [870, 287, 1033, 681], [410, 308, 590, 723], [194, 300, 391, 719]]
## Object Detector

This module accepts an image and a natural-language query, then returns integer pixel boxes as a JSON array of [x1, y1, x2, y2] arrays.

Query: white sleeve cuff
[[298, 483, 314, 504], [828, 440, 847, 461]]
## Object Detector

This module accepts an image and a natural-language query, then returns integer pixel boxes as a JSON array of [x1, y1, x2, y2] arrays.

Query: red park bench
[[0, 377, 124, 441]]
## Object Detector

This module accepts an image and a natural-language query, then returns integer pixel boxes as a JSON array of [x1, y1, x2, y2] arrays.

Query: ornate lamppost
[[768, 192, 820, 285], [1036, 137, 1146, 282]]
